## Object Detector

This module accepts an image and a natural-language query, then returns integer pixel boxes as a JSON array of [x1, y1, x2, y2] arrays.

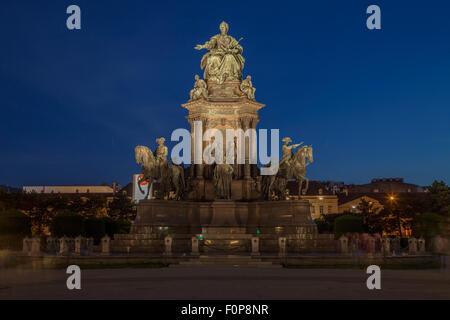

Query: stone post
[[278, 237, 286, 257], [191, 237, 199, 256], [85, 237, 94, 255], [30, 237, 41, 257], [418, 238, 426, 254], [22, 237, 31, 254], [382, 237, 391, 256], [339, 235, 348, 254], [164, 236, 173, 256], [74, 236, 84, 256], [367, 236, 376, 255], [59, 237, 70, 256], [46, 237, 58, 254], [408, 237, 417, 255], [251, 237, 260, 256], [101, 235, 111, 256], [391, 238, 400, 256]]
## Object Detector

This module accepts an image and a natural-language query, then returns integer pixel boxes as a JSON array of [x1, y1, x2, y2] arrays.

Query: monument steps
[[171, 255, 282, 268]]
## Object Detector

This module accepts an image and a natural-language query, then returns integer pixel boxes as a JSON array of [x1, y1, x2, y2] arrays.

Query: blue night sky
[[0, 0, 449, 188]]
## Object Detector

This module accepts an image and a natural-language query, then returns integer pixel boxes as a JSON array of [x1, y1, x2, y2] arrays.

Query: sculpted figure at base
[[190, 75, 208, 101], [195, 21, 245, 84], [240, 76, 255, 100], [135, 138, 185, 200], [213, 164, 234, 200]]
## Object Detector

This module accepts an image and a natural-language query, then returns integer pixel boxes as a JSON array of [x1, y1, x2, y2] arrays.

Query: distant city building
[[346, 177, 425, 194], [301, 195, 339, 220], [22, 185, 115, 194], [338, 195, 384, 214]]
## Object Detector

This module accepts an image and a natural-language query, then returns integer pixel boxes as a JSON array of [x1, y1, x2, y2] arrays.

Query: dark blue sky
[[1, 0, 449, 188]]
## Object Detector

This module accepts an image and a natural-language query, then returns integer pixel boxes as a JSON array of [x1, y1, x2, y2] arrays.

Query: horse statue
[[261, 145, 313, 200], [134, 145, 185, 200]]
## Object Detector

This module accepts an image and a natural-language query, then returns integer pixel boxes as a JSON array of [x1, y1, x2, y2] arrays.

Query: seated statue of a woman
[[195, 21, 245, 84]]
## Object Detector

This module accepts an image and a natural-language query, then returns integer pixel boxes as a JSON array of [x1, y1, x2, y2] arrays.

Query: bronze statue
[[134, 138, 185, 200], [262, 143, 314, 200], [213, 164, 234, 199], [195, 21, 245, 84], [190, 75, 208, 101], [240, 75, 255, 100]]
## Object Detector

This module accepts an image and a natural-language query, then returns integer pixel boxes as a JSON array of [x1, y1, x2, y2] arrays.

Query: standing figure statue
[[195, 21, 245, 84], [213, 164, 234, 199], [240, 75, 255, 100], [190, 75, 208, 101]]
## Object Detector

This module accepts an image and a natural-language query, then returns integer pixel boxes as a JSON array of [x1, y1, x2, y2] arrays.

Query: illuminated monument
[[112, 22, 328, 254]]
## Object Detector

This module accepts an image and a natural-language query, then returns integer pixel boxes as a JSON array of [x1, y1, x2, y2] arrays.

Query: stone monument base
[[112, 200, 325, 254]]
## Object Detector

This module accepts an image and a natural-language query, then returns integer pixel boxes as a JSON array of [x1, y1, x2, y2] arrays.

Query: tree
[[50, 210, 84, 237], [334, 215, 363, 237], [425, 181, 450, 217], [107, 193, 136, 221], [357, 198, 382, 233], [412, 212, 445, 239]]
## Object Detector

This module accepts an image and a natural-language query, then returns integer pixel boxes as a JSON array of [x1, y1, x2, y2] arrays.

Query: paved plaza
[[0, 267, 449, 299]]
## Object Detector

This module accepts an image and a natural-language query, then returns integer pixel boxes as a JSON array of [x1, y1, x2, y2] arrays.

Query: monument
[[113, 22, 322, 254]]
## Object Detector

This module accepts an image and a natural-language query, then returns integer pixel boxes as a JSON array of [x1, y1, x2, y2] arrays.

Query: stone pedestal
[[74, 236, 82, 256], [29, 237, 41, 257], [368, 236, 376, 254], [59, 237, 71, 256], [251, 237, 260, 256], [191, 237, 199, 256], [22, 237, 31, 254], [382, 237, 391, 256], [418, 238, 426, 254], [391, 238, 401, 255], [339, 235, 348, 254], [408, 237, 418, 255], [85, 237, 94, 255], [164, 236, 172, 256], [101, 235, 111, 256], [46, 237, 58, 254], [278, 237, 286, 257]]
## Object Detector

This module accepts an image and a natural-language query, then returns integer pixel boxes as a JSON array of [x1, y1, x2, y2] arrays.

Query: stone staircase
[[170, 255, 282, 268]]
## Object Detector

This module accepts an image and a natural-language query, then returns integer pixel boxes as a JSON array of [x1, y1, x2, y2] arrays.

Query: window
[[328, 206, 332, 213], [311, 206, 315, 213], [319, 206, 324, 214]]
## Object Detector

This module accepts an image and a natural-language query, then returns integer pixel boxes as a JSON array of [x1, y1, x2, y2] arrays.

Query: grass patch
[[55, 262, 169, 269], [283, 262, 441, 270]]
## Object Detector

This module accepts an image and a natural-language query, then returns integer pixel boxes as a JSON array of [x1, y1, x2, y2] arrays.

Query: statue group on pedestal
[[134, 22, 314, 202], [190, 21, 256, 102]]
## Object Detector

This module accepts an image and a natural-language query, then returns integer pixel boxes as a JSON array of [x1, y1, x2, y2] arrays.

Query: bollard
[[339, 235, 348, 254], [101, 235, 111, 256], [59, 237, 71, 256], [85, 237, 94, 255], [191, 237, 199, 256], [164, 236, 172, 256], [418, 238, 426, 254], [74, 236, 84, 256], [46, 237, 58, 254], [408, 237, 418, 255], [278, 237, 286, 257], [251, 237, 260, 256], [382, 237, 391, 256], [22, 237, 31, 254], [367, 236, 376, 255], [29, 237, 41, 257]]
